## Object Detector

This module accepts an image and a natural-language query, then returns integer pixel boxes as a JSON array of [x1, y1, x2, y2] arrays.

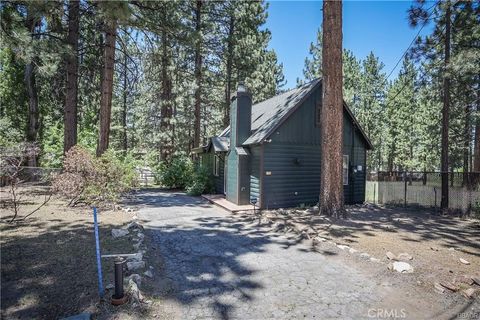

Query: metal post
[[93, 207, 105, 299], [114, 257, 124, 299]]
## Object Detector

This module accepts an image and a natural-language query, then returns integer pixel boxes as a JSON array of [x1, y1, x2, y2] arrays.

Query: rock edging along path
[[129, 190, 471, 320]]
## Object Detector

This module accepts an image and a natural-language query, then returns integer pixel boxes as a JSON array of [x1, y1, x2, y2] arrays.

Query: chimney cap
[[237, 81, 246, 93]]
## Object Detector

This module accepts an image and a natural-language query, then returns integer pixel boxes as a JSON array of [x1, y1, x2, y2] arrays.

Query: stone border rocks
[[108, 209, 154, 306]]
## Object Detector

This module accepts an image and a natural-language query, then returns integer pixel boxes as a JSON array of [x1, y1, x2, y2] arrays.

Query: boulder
[[133, 239, 143, 251], [360, 253, 370, 259], [112, 229, 129, 238], [127, 278, 144, 302], [397, 253, 413, 261], [126, 273, 142, 286], [127, 252, 143, 262], [440, 281, 459, 292], [459, 258, 470, 265], [144, 270, 153, 278], [386, 251, 397, 260], [434, 282, 445, 294], [126, 221, 144, 231], [337, 245, 350, 251], [127, 260, 146, 271], [461, 288, 477, 299], [472, 277, 480, 286], [388, 261, 414, 273]]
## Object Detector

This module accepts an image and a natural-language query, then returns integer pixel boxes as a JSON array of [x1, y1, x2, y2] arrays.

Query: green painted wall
[[250, 146, 261, 203], [199, 151, 225, 194], [260, 85, 368, 209], [226, 150, 238, 202]]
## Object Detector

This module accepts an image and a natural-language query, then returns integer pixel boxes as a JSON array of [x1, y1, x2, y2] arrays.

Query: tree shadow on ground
[[269, 206, 480, 257], [0, 215, 149, 320], [144, 212, 312, 319], [346, 206, 480, 256]]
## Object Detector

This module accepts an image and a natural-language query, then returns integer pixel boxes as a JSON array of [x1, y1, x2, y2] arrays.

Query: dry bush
[[52, 146, 138, 206]]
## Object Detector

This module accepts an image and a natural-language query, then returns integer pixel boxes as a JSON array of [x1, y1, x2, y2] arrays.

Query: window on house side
[[214, 155, 220, 177], [343, 155, 349, 185]]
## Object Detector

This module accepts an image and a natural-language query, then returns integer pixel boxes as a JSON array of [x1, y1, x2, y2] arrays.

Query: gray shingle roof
[[210, 136, 229, 152], [221, 79, 321, 144], [215, 78, 373, 149]]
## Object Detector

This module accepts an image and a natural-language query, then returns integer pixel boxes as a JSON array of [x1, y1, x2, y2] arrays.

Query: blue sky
[[265, 0, 434, 89]]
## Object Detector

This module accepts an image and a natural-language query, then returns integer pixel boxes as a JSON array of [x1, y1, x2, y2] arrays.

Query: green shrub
[[472, 201, 480, 218], [154, 156, 193, 189], [186, 166, 214, 196], [39, 121, 63, 168]]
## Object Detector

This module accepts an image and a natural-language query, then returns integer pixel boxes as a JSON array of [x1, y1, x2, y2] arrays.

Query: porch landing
[[202, 194, 255, 213]]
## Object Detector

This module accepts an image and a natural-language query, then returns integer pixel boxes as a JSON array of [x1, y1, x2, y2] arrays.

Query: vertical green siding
[[226, 150, 238, 202], [199, 151, 225, 194], [200, 152, 213, 171], [250, 146, 261, 203], [259, 85, 368, 209], [213, 153, 225, 194], [343, 111, 367, 204], [263, 144, 321, 209]]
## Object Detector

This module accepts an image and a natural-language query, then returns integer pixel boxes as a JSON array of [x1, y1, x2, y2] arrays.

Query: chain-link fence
[[0, 166, 62, 187], [366, 171, 480, 215]]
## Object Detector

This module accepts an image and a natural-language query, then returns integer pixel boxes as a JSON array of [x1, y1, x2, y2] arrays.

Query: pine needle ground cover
[[0, 184, 147, 319]]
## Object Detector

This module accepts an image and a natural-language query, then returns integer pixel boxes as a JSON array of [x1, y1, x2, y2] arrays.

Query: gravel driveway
[[133, 190, 470, 320]]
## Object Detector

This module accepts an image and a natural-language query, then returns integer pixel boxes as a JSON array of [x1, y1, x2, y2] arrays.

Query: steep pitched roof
[[220, 79, 320, 140], [209, 136, 229, 152], [219, 78, 373, 149]]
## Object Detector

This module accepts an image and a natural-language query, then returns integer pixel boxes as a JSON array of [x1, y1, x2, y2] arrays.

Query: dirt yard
[[259, 205, 480, 301], [0, 184, 150, 320], [2, 185, 479, 319]]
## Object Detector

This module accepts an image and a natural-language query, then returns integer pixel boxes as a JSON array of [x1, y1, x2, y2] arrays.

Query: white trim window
[[213, 155, 220, 177], [343, 155, 349, 185]]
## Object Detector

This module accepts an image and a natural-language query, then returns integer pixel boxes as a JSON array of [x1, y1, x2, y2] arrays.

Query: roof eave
[[342, 101, 374, 150]]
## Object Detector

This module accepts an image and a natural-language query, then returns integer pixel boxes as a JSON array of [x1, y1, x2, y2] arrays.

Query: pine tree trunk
[[160, 30, 173, 162], [25, 14, 39, 167], [193, 0, 203, 149], [319, 0, 344, 217], [440, 2, 451, 210], [64, 0, 80, 154], [474, 94, 480, 172], [122, 51, 128, 152], [463, 105, 470, 186], [224, 15, 234, 128], [96, 19, 117, 157]]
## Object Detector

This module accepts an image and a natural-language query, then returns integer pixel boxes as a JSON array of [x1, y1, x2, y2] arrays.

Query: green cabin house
[[193, 79, 373, 209]]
